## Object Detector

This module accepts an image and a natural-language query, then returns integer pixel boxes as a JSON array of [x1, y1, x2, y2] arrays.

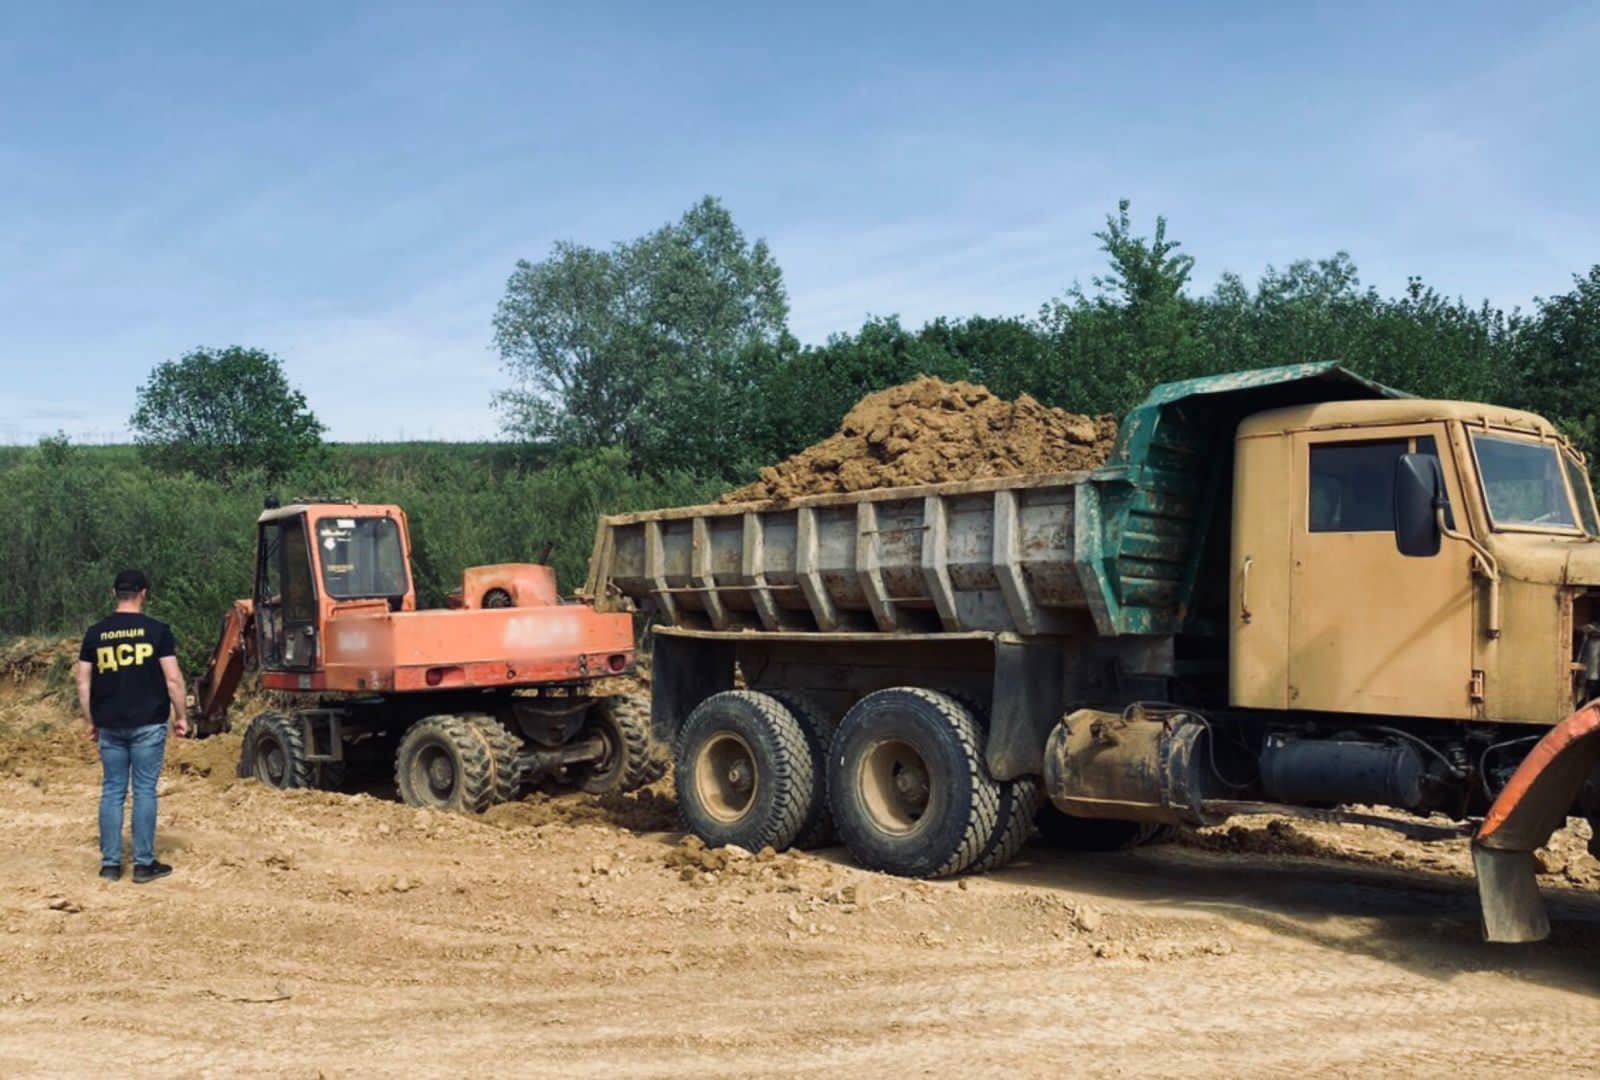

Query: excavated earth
[[724, 376, 1119, 502], [4, 642, 1600, 1075]]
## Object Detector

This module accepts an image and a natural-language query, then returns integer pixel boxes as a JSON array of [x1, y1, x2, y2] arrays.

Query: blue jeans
[[97, 724, 167, 867]]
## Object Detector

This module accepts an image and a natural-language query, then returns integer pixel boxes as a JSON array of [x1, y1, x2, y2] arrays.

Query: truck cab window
[[1309, 436, 1450, 533], [1472, 433, 1579, 530]]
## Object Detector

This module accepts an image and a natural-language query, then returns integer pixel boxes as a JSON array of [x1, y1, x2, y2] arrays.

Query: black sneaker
[[132, 861, 172, 884], [99, 864, 122, 881]]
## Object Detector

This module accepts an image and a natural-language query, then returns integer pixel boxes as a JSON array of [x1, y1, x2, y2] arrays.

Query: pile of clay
[[724, 376, 1117, 502]]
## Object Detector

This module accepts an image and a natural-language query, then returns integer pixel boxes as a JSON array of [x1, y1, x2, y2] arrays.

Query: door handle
[[1240, 556, 1253, 624]]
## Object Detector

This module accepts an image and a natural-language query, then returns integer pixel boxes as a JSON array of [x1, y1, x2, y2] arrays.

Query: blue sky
[[2, 1, 1595, 442]]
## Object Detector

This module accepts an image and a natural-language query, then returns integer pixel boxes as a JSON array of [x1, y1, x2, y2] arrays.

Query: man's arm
[[75, 660, 95, 740], [159, 655, 190, 738]]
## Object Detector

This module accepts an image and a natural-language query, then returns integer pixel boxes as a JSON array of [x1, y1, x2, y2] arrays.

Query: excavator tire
[[766, 690, 836, 850], [394, 715, 507, 813], [239, 711, 314, 790], [573, 695, 663, 795], [676, 691, 814, 853], [467, 714, 524, 804], [828, 688, 1001, 879]]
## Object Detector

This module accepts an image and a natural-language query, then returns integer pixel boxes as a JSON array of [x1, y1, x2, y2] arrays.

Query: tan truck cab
[[1233, 399, 1600, 726]]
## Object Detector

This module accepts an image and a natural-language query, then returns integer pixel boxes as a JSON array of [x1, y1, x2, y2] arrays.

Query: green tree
[[1193, 256, 1513, 405], [1039, 200, 1208, 414], [1514, 267, 1600, 458], [493, 196, 789, 477], [130, 346, 324, 482], [916, 315, 1048, 401]]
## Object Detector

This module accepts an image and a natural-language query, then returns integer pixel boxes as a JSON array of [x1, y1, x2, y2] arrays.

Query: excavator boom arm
[[189, 599, 255, 736]]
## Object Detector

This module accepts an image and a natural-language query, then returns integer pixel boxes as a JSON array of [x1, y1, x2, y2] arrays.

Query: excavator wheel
[[394, 715, 514, 813], [573, 695, 663, 795], [468, 714, 524, 804], [239, 711, 314, 790]]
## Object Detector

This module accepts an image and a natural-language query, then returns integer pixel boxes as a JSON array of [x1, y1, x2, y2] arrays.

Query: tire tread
[[767, 690, 835, 850]]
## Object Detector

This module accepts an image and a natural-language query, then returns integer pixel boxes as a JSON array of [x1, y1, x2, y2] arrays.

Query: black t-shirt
[[78, 613, 177, 730]]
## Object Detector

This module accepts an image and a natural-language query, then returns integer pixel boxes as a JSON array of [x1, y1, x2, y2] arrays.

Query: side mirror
[[1394, 454, 1443, 557]]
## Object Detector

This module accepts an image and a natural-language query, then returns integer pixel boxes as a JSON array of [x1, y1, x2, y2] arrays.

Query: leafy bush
[[0, 441, 716, 671]]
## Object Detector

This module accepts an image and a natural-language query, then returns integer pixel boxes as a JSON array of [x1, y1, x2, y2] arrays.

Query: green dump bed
[[584, 363, 1403, 640]]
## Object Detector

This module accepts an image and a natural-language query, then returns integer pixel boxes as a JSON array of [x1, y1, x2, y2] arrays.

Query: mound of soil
[[724, 376, 1118, 502]]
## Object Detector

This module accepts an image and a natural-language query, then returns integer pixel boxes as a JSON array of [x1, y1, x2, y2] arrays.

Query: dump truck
[[584, 362, 1600, 942], [190, 499, 662, 811]]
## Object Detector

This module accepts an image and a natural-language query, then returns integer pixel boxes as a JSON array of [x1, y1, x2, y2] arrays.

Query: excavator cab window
[[315, 517, 408, 602]]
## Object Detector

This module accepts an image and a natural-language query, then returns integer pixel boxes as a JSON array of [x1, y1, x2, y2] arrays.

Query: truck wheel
[[394, 715, 508, 813], [828, 688, 1001, 878], [767, 691, 836, 849], [971, 775, 1043, 873], [239, 711, 312, 789], [1035, 803, 1148, 851], [574, 695, 663, 794], [675, 691, 813, 852]]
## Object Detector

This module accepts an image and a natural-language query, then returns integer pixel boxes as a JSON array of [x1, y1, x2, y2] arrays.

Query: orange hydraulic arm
[[188, 599, 255, 737], [1472, 700, 1600, 942]]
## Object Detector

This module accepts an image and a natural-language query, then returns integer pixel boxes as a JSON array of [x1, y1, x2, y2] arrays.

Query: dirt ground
[[4, 681, 1600, 1077]]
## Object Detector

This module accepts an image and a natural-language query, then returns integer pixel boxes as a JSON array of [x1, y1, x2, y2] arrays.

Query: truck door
[[1287, 426, 1475, 718], [256, 514, 319, 672]]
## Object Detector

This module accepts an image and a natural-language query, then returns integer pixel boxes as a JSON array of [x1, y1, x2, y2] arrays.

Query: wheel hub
[[421, 748, 457, 798], [859, 739, 932, 835], [262, 741, 286, 785], [694, 732, 759, 823]]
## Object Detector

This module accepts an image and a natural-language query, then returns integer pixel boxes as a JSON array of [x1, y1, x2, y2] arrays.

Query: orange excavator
[[189, 498, 659, 811]]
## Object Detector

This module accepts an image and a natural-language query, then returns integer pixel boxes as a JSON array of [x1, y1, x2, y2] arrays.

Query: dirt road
[[3, 699, 1600, 1077]]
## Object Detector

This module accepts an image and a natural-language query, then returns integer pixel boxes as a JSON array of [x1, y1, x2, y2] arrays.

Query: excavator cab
[[253, 502, 415, 675]]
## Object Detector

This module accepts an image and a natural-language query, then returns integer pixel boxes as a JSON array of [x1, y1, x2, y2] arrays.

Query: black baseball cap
[[114, 569, 150, 593]]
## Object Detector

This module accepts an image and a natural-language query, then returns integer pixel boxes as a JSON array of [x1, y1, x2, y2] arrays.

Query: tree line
[[496, 197, 1600, 477]]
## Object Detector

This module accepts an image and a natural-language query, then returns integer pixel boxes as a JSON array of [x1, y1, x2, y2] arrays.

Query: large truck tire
[[971, 775, 1044, 873], [767, 690, 837, 849], [828, 687, 1001, 879], [239, 711, 313, 790], [575, 695, 664, 795], [1035, 803, 1150, 851], [675, 691, 814, 852], [394, 715, 511, 813]]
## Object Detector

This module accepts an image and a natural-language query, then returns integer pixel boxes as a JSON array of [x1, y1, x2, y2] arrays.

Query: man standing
[[75, 570, 189, 883]]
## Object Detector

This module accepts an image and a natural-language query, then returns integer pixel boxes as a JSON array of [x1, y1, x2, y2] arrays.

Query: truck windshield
[[316, 517, 408, 599], [1564, 451, 1600, 535], [1471, 434, 1579, 530]]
